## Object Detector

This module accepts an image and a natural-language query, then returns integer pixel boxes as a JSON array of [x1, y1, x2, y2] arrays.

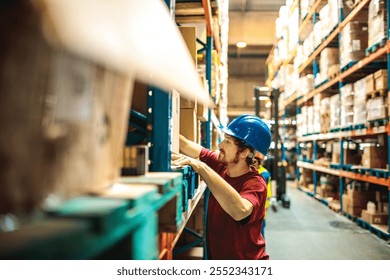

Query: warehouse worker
[[253, 153, 272, 238], [171, 114, 271, 260]]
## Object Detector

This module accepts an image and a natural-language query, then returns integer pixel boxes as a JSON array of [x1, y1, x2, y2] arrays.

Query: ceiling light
[[256, 86, 270, 92], [236, 41, 247, 48]]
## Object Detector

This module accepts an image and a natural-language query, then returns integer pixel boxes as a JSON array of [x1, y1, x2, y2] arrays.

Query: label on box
[[352, 40, 361, 51]]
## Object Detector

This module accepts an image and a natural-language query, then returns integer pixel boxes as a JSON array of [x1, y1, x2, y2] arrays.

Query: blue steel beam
[[202, 34, 213, 260], [340, 140, 344, 212], [204, 35, 213, 149], [147, 87, 172, 172]]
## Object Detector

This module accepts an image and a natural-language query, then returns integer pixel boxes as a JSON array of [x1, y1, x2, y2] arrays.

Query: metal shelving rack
[[0, 0, 225, 260], [267, 0, 390, 240], [148, 0, 224, 259]]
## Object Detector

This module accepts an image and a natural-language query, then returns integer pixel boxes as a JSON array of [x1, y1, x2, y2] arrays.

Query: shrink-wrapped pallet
[[340, 84, 354, 127], [368, 0, 387, 48], [330, 94, 341, 128], [340, 22, 368, 69], [353, 77, 367, 125]]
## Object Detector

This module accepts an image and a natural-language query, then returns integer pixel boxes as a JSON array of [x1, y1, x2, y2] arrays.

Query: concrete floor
[[265, 183, 390, 260]]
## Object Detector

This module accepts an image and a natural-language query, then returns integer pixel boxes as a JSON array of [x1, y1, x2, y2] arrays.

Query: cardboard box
[[299, 168, 313, 188], [365, 74, 375, 94], [366, 201, 376, 214], [320, 48, 339, 77], [317, 186, 336, 198], [196, 76, 209, 121], [347, 188, 374, 208], [374, 69, 387, 79], [361, 145, 388, 168], [343, 148, 361, 164], [180, 97, 197, 109], [347, 205, 364, 216], [340, 22, 368, 68], [375, 73, 388, 91], [361, 210, 388, 224], [367, 97, 387, 121], [354, 77, 366, 96], [343, 193, 365, 216], [0, 28, 135, 213], [368, 12, 387, 46], [180, 108, 197, 143], [179, 26, 197, 65]]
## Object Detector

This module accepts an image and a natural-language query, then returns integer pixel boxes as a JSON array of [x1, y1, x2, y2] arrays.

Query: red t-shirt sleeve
[[200, 148, 266, 224], [240, 177, 267, 223], [199, 147, 225, 174]]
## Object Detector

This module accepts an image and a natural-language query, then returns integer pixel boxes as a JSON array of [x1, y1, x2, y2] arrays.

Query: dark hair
[[233, 136, 255, 165]]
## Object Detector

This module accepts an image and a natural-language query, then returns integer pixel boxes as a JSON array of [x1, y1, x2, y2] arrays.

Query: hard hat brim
[[221, 126, 242, 140], [220, 126, 245, 142]]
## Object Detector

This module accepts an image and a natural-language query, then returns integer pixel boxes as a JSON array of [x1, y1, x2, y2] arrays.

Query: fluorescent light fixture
[[257, 86, 270, 92], [236, 41, 247, 48]]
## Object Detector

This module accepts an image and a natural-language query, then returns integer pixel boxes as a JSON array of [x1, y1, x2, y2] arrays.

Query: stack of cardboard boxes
[[340, 21, 368, 69], [329, 94, 341, 130], [361, 191, 389, 224], [320, 97, 331, 133], [299, 168, 313, 189], [366, 69, 388, 121], [361, 145, 388, 169], [317, 48, 338, 86], [368, 0, 387, 48], [178, 26, 209, 147], [342, 182, 375, 217]]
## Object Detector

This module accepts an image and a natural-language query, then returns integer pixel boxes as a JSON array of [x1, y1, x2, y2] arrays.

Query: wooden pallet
[[328, 201, 340, 213], [366, 89, 387, 100], [365, 38, 387, 56], [367, 118, 388, 128]]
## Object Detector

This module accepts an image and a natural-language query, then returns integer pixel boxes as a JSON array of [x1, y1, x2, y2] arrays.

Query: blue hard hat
[[221, 114, 271, 156]]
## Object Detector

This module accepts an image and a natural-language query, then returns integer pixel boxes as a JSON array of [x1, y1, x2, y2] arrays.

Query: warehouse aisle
[[265, 183, 390, 260]]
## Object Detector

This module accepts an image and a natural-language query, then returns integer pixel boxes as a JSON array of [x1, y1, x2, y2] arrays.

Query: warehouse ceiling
[[227, 0, 285, 117]]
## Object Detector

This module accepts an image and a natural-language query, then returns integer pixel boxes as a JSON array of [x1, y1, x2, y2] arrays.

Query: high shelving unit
[[0, 0, 228, 260], [139, 0, 228, 259], [266, 0, 390, 240]]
